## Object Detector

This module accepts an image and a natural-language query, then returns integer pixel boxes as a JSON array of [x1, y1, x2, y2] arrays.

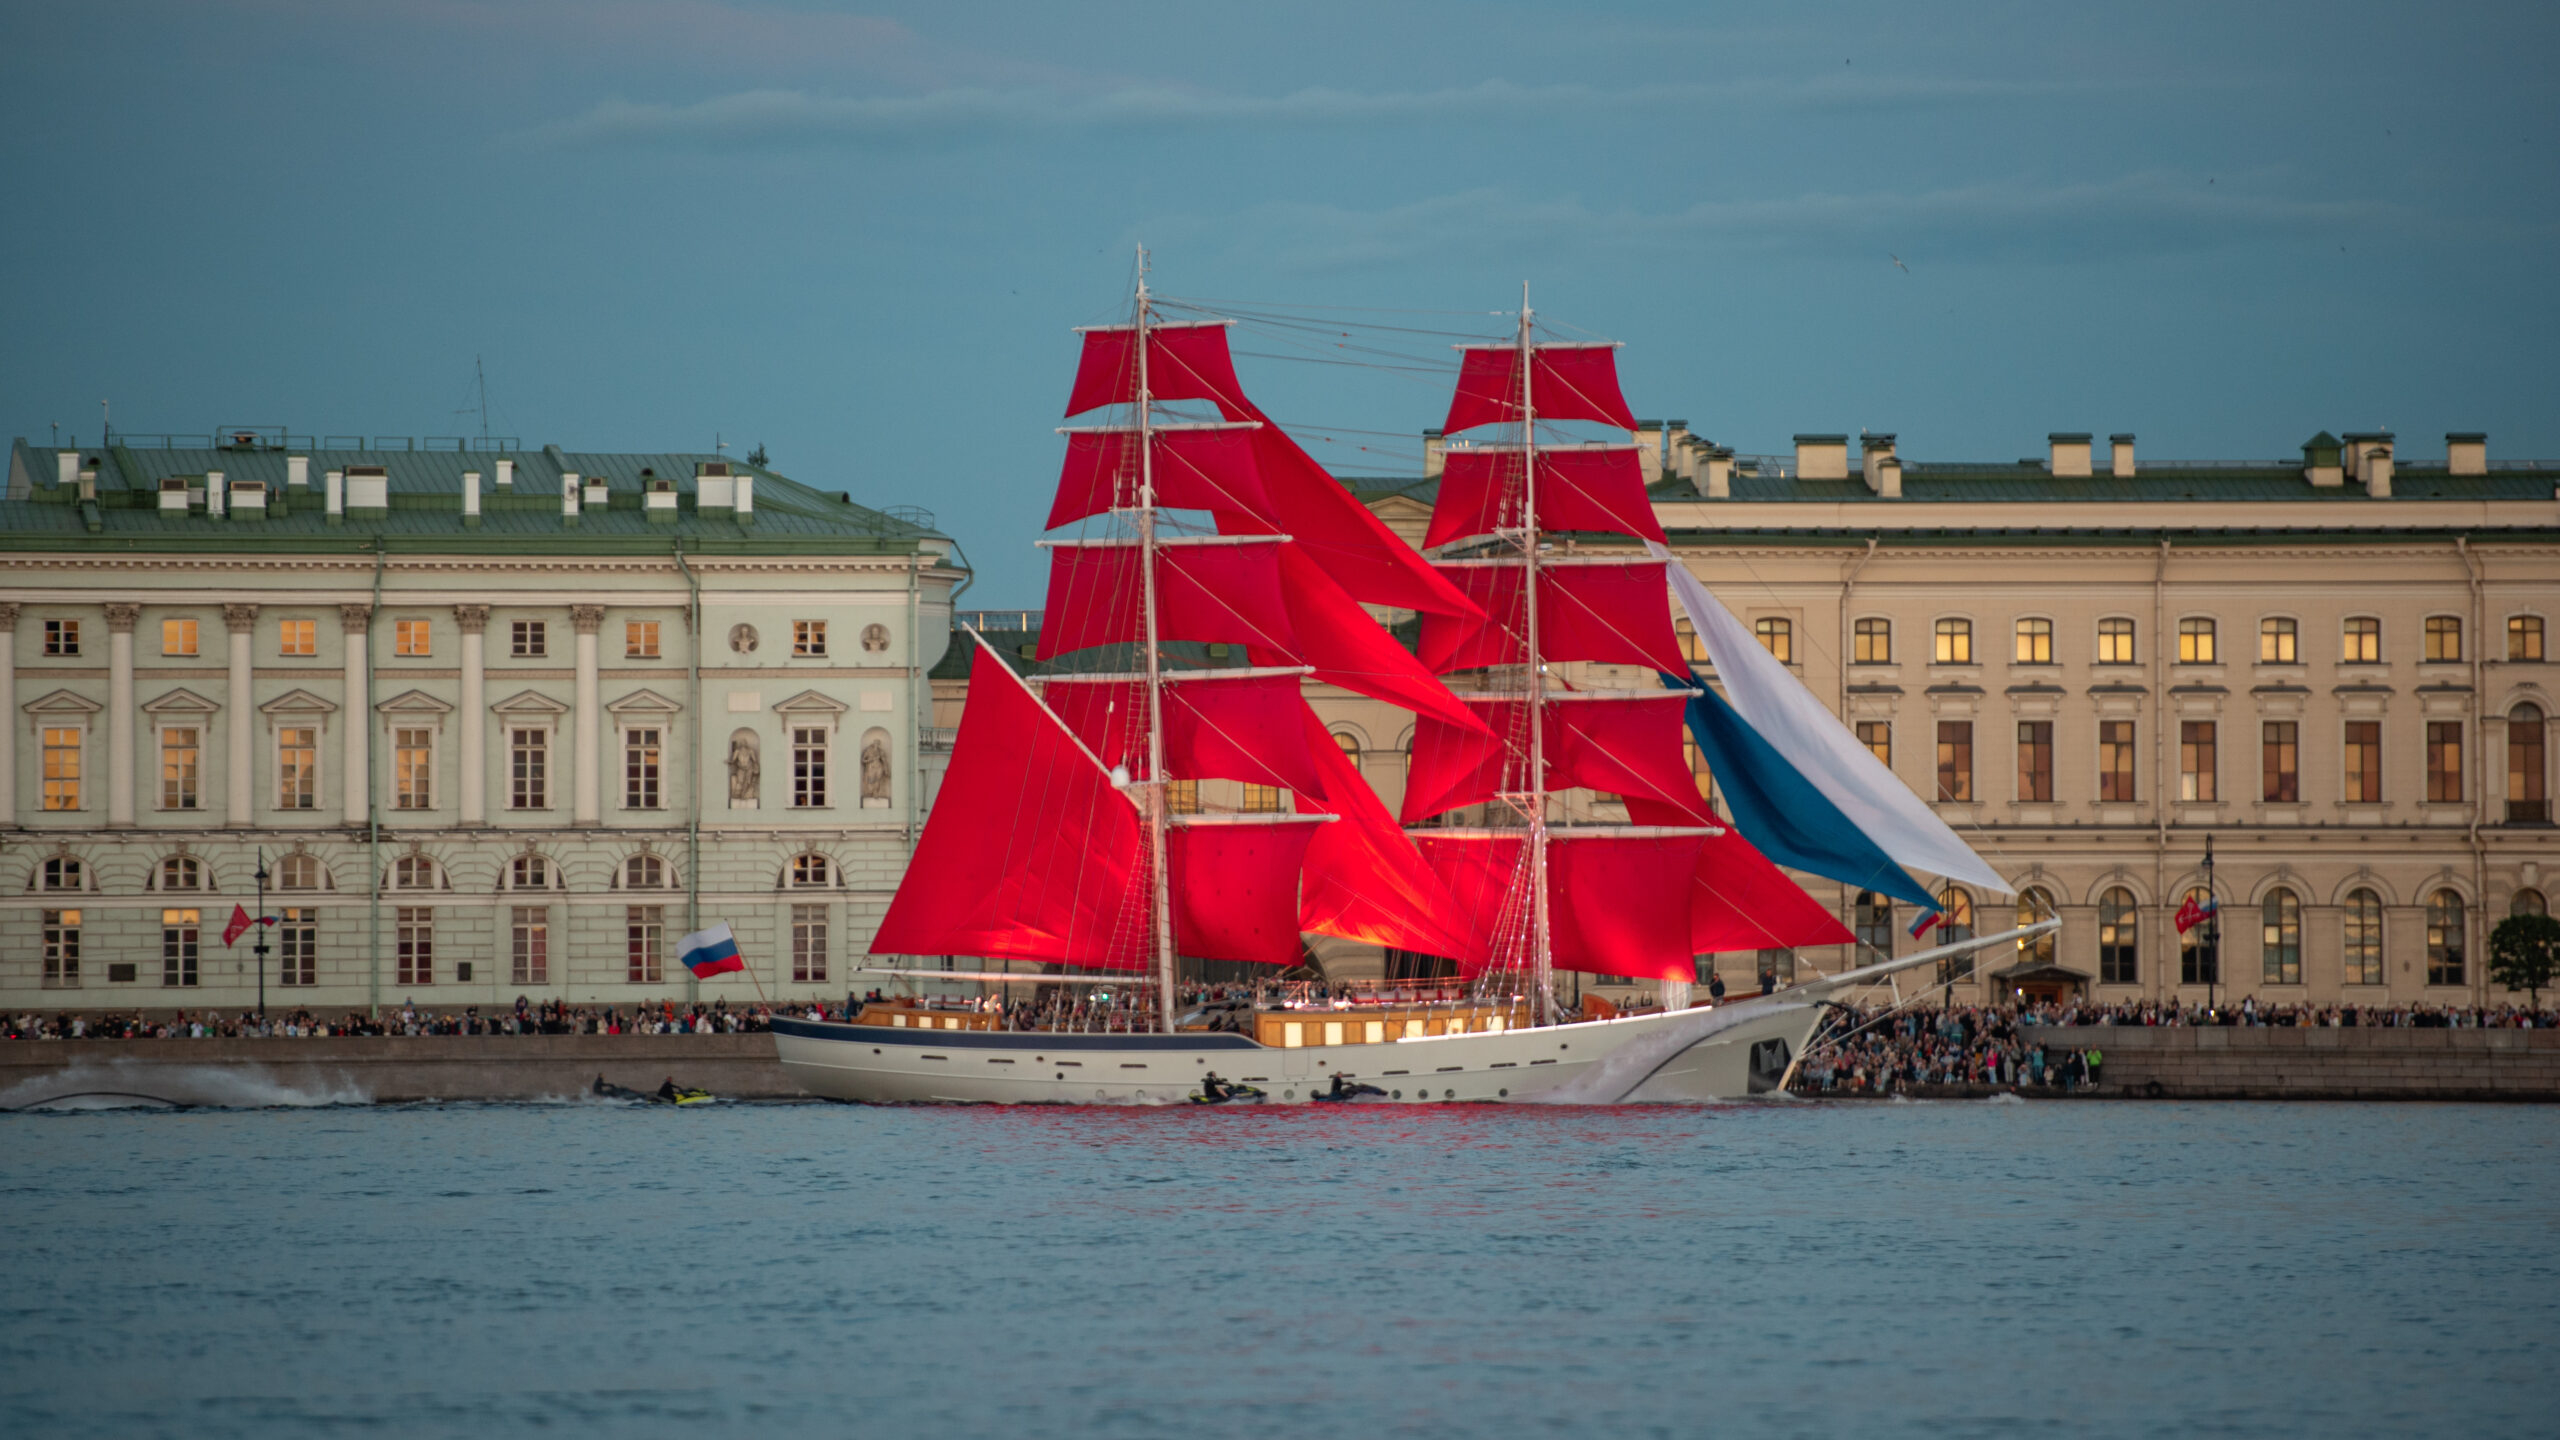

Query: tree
[[746, 442, 768, 468], [2488, 913, 2560, 1006]]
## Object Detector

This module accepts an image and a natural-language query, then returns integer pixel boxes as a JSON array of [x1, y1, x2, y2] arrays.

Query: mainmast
[[1135, 249, 1179, 1033], [1516, 284, 1555, 1027]]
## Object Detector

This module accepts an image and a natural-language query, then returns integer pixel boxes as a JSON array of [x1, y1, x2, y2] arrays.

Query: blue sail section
[[1667, 671, 1938, 912]]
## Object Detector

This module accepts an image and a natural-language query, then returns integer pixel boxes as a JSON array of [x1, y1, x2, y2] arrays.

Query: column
[[105, 603, 139, 827], [0, 605, 17, 826], [455, 606, 488, 826], [223, 604, 258, 826], [572, 604, 604, 826], [340, 604, 372, 827]]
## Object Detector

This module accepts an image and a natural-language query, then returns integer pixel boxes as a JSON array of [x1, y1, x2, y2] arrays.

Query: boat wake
[[0, 1060, 372, 1111]]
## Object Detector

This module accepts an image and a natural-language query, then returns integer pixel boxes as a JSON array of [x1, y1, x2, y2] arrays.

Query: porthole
[[1284, 1090, 1295, 1099], [1391, 1090, 1402, 1099], [1443, 1089, 1455, 1100], [1498, 1089, 1508, 1098]]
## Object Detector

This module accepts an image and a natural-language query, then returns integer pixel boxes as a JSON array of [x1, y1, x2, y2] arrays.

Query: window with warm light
[[2427, 890, 2466, 986], [1935, 721, 1972, 802], [2342, 617, 2381, 663], [2260, 616, 2298, 663], [2425, 615, 2462, 663], [42, 727, 81, 810], [2096, 618, 2137, 664], [394, 618, 432, 657], [2179, 721, 2216, 802], [161, 617, 198, 656], [160, 727, 199, 809], [793, 620, 827, 657], [1933, 618, 1971, 664], [1856, 721, 1891, 768], [278, 618, 317, 656], [2510, 615, 2545, 662], [395, 729, 433, 809], [2261, 889, 2301, 985], [1754, 617, 1792, 663], [2099, 720, 2137, 801], [2262, 722, 2298, 802], [2099, 888, 2139, 984], [2428, 722, 2463, 803], [626, 621, 660, 659], [278, 728, 316, 809], [1853, 617, 1891, 664], [2014, 618, 2052, 665], [2177, 618, 2216, 664]]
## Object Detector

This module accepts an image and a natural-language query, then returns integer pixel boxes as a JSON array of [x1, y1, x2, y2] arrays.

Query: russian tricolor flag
[[678, 922, 747, 978], [1908, 908, 1944, 941]]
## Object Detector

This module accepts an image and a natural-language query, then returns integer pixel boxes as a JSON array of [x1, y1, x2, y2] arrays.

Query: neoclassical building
[[3, 434, 961, 1012]]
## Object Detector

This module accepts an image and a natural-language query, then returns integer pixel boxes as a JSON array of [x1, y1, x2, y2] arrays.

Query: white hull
[[769, 999, 1824, 1106]]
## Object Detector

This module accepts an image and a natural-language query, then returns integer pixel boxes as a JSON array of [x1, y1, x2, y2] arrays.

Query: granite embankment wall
[[0, 1034, 799, 1106], [2016, 1025, 2560, 1100]]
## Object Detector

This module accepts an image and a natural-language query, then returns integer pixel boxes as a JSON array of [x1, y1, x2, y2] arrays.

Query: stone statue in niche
[[861, 623, 890, 654], [860, 731, 891, 809], [729, 623, 759, 654], [727, 728, 761, 808]]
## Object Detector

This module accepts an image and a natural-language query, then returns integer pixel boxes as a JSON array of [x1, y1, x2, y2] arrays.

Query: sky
[[4, 0, 2555, 606]]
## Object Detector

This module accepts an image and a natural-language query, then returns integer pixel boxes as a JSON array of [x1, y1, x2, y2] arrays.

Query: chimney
[[1860, 433, 1897, 489], [1632, 421, 1667, 482], [205, 469, 226, 518], [1421, 429, 1446, 478], [2365, 445, 2393, 499], [160, 477, 192, 513], [495, 457, 515, 489], [2048, 433, 2092, 477], [562, 471, 581, 527], [645, 475, 678, 523], [2446, 432, 2487, 476], [55, 451, 76, 488], [230, 481, 267, 519], [583, 475, 609, 510], [462, 469, 481, 527], [344, 465, 388, 515], [2301, 432, 2344, 487], [325, 468, 345, 524], [1874, 456, 1903, 499], [735, 473, 755, 525], [2110, 434, 2136, 477], [78, 468, 97, 501], [1792, 434, 1849, 481], [1703, 446, 1733, 499], [286, 454, 309, 489]]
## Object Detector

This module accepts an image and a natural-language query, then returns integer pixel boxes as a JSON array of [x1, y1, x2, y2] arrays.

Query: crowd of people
[[2003, 997, 2559, 1029], [0, 996, 797, 1041]]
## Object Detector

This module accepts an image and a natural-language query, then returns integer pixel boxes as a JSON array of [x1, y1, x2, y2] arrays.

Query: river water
[[2, 1094, 2553, 1438]]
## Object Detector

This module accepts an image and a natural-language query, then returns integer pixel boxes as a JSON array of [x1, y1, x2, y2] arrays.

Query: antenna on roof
[[715, 431, 727, 455], [100, 399, 109, 448], [476, 356, 490, 444]]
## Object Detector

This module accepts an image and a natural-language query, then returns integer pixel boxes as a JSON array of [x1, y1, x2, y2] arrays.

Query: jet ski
[[1313, 1073, 1388, 1103], [593, 1075, 716, 1106], [1187, 1074, 1267, 1105]]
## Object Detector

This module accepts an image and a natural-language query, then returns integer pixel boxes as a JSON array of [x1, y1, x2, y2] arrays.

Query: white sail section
[[1650, 542, 2014, 896]]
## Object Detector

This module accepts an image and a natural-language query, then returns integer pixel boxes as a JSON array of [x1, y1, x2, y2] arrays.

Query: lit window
[[42, 727, 82, 810], [278, 619, 317, 657], [2510, 616, 2545, 662], [625, 728, 662, 809], [1240, 783, 1283, 813], [1683, 731, 1715, 806], [1674, 619, 1707, 664], [512, 620, 546, 658], [278, 727, 317, 809], [2177, 618, 2215, 664], [2343, 889, 2384, 985], [1856, 721, 1891, 768], [2016, 890, 2056, 966], [2096, 617, 2136, 664], [1853, 618, 1891, 664], [161, 617, 198, 656], [2342, 617, 2380, 663], [2344, 721, 2381, 803], [793, 904, 828, 983], [2428, 722, 2463, 803], [2261, 890, 2301, 985], [394, 618, 432, 657], [1166, 778, 1200, 814], [1333, 733, 1361, 766], [2427, 891, 2466, 987], [2426, 615, 2462, 663], [510, 729, 549, 809], [511, 855, 550, 891], [2260, 617, 2298, 663], [793, 620, 827, 657], [43, 619, 79, 656], [1754, 617, 1792, 664], [41, 857, 83, 892], [160, 727, 199, 809], [1933, 618, 1971, 664], [790, 853, 832, 888], [627, 906, 664, 984], [160, 855, 201, 891], [2014, 618, 2052, 665], [279, 908, 316, 987], [512, 907, 549, 986], [162, 909, 201, 987], [395, 728, 433, 810], [625, 854, 666, 890], [2098, 720, 2136, 801], [626, 621, 660, 659], [792, 727, 829, 807], [2179, 721, 2216, 802], [1935, 721, 1972, 802], [42, 910, 81, 988], [396, 907, 434, 986]]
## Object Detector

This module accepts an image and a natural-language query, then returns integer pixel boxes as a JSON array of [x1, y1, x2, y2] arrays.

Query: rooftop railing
[[105, 433, 522, 453], [957, 610, 1042, 632]]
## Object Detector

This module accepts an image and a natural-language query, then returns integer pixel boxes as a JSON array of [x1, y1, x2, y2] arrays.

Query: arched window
[[1332, 732, 1360, 767], [2015, 888, 2056, 965], [278, 855, 326, 891], [2260, 616, 2298, 663], [789, 853, 831, 888], [2177, 887, 2218, 986], [1934, 888, 1975, 982], [2510, 704, 2547, 824], [510, 855, 549, 890], [1933, 618, 1972, 664], [1853, 617, 1891, 664], [1754, 617, 1793, 663], [2427, 890, 2466, 986], [2261, 889, 2301, 985], [2177, 617, 2216, 664], [2014, 617, 2053, 664], [2098, 887, 2138, 984], [2097, 617, 2137, 664], [625, 854, 666, 890], [1854, 891, 1894, 957], [2342, 616, 2381, 664], [2515, 888, 2549, 918], [39, 857, 84, 892], [2343, 888, 2384, 985], [393, 855, 439, 891], [160, 856, 201, 891]]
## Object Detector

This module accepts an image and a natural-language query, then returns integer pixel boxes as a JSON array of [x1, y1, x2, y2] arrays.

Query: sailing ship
[[770, 261, 2049, 1105]]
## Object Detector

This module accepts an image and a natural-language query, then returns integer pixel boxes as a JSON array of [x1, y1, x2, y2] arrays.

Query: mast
[[1135, 249, 1179, 1033], [1518, 283, 1554, 1028]]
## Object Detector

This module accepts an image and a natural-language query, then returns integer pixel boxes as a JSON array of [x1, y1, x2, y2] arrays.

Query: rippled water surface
[[3, 1096, 2554, 1438]]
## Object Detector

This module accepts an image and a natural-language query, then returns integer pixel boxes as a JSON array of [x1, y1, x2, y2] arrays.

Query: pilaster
[[572, 604, 605, 827], [0, 604, 16, 826], [455, 605, 489, 826], [104, 603, 139, 827], [223, 603, 258, 826], [339, 604, 372, 827]]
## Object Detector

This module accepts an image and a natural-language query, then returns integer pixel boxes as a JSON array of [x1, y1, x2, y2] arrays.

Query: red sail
[[1064, 323, 1250, 417], [1038, 539, 1300, 659], [1443, 344, 1638, 433], [1169, 820, 1323, 965], [1426, 447, 1666, 547], [870, 649, 1144, 965], [1417, 561, 1687, 675], [1042, 672, 1324, 795], [1048, 426, 1276, 530], [1250, 543, 1491, 735], [1620, 793, 1860, 955], [1215, 403, 1481, 619], [1401, 695, 1710, 824], [1292, 705, 1478, 959], [1412, 832, 1708, 980]]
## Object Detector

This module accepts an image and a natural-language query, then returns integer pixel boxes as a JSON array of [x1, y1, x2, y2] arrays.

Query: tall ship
[[772, 262, 2045, 1104]]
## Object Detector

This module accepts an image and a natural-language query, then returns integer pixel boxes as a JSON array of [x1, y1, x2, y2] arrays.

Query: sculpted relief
[[860, 729, 891, 809], [727, 729, 760, 808]]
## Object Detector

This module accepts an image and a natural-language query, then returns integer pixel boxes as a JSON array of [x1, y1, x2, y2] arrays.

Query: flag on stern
[[2174, 895, 2219, 934], [678, 923, 747, 977], [222, 904, 276, 947]]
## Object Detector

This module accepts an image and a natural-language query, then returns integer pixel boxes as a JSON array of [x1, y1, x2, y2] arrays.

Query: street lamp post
[[2201, 834, 2219, 1014], [253, 849, 269, 1022]]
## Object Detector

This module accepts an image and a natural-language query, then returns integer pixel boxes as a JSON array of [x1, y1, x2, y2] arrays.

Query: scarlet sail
[[1416, 560, 1690, 675], [1169, 819, 1326, 965], [1065, 322, 1250, 417], [1042, 671, 1325, 796], [1442, 343, 1638, 433], [1414, 831, 1710, 981], [1400, 694, 1711, 824], [1049, 425, 1274, 530], [1291, 706, 1477, 959], [1037, 538, 1300, 659], [1426, 446, 1666, 547]]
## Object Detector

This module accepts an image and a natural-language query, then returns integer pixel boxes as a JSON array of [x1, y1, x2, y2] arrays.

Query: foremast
[[1133, 252, 1180, 1035], [1514, 286, 1556, 1029]]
